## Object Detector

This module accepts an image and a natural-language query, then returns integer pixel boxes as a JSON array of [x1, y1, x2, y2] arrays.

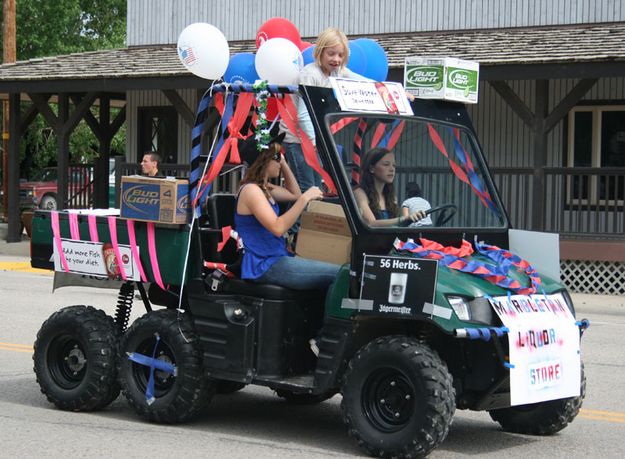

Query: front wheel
[[341, 336, 455, 458], [489, 363, 586, 435], [33, 305, 120, 411], [39, 194, 58, 210], [118, 310, 214, 423]]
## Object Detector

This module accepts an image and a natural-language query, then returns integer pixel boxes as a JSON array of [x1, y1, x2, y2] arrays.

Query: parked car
[[20, 166, 93, 210]]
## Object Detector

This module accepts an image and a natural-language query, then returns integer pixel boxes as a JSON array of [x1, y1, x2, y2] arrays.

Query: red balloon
[[256, 17, 301, 49], [266, 97, 279, 122], [298, 41, 313, 51]]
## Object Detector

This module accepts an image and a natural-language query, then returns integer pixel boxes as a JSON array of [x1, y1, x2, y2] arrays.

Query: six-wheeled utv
[[30, 82, 587, 458]]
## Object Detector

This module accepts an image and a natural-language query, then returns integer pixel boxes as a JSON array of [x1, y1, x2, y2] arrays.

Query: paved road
[[1, 266, 624, 458]]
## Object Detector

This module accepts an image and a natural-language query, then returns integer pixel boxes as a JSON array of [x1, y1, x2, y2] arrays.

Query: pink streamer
[[107, 216, 128, 281], [147, 222, 165, 290], [68, 212, 80, 240], [50, 211, 70, 273], [126, 220, 147, 283], [88, 214, 99, 242]]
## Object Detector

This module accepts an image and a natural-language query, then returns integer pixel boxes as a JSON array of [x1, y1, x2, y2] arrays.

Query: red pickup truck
[[19, 166, 93, 210]]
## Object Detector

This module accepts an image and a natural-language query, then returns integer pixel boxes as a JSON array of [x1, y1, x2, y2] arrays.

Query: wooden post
[[7, 93, 20, 241], [532, 80, 549, 231], [2, 0, 16, 223], [95, 96, 110, 208], [57, 94, 70, 209]]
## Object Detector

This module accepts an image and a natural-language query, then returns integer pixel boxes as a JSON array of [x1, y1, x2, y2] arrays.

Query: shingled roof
[[0, 21, 623, 89]]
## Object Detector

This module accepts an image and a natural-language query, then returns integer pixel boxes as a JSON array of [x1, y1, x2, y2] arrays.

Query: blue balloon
[[302, 45, 315, 66], [347, 41, 367, 76], [353, 38, 388, 81], [223, 52, 259, 84]]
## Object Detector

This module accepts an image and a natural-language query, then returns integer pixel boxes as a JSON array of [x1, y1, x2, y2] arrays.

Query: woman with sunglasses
[[235, 133, 340, 290]]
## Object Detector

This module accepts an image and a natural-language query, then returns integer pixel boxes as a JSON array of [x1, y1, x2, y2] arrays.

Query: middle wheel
[[118, 309, 214, 423]]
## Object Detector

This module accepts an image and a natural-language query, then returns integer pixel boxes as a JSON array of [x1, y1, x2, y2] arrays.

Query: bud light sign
[[404, 57, 479, 104]]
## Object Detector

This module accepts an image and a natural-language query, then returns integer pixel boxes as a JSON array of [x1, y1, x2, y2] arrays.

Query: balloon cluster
[[177, 18, 389, 85]]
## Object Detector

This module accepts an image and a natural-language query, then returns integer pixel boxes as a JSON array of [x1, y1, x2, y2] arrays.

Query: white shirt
[[280, 63, 365, 144], [401, 197, 433, 226]]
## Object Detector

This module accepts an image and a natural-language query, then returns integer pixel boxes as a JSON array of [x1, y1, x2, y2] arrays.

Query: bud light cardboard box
[[120, 176, 190, 224], [404, 57, 479, 104]]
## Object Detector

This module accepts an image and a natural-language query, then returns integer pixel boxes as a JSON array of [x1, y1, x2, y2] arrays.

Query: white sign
[[330, 78, 414, 115], [53, 239, 140, 281], [488, 293, 581, 406]]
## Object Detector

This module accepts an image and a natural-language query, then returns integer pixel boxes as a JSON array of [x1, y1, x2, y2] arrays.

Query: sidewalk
[[0, 224, 30, 261]]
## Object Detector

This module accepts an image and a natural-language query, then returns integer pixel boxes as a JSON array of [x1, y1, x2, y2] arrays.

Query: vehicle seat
[[200, 193, 321, 301]]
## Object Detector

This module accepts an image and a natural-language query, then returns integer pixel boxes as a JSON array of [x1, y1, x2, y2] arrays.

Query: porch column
[[6, 92, 20, 242], [57, 94, 70, 209], [532, 80, 548, 231]]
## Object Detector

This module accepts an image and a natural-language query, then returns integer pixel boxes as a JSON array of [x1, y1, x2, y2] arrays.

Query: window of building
[[138, 106, 178, 163], [567, 105, 625, 205]]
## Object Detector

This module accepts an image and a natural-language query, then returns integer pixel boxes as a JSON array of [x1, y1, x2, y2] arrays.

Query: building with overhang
[[1, 0, 624, 293]]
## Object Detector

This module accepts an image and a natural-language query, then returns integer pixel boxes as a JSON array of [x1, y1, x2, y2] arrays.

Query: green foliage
[[1, 0, 127, 60]]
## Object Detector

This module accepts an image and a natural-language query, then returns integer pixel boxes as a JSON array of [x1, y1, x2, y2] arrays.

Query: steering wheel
[[425, 204, 458, 226]]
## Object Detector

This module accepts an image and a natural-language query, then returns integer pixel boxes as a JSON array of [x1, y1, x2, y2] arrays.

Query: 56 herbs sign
[[360, 255, 437, 316], [488, 293, 581, 406]]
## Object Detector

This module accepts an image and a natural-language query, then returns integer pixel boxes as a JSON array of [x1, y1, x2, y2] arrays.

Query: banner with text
[[488, 293, 581, 406]]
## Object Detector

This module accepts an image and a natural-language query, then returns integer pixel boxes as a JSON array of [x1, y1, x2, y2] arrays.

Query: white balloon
[[255, 38, 303, 85], [177, 23, 230, 80]]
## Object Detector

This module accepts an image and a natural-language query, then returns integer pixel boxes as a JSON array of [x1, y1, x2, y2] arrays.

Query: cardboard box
[[120, 176, 190, 224], [404, 57, 479, 104], [296, 201, 352, 265]]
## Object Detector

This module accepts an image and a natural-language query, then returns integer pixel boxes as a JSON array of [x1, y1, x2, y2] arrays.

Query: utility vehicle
[[30, 82, 587, 458]]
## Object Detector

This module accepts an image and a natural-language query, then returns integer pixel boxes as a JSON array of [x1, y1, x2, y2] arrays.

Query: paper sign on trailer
[[53, 238, 141, 281]]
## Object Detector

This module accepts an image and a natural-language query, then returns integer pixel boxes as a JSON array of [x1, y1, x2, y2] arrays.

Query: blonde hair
[[313, 27, 350, 70]]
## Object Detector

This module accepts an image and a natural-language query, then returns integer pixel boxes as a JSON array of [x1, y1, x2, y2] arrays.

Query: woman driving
[[353, 147, 426, 227]]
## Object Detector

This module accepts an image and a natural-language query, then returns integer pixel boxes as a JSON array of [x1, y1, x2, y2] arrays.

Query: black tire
[[118, 309, 213, 423], [276, 389, 337, 405], [215, 380, 246, 395], [341, 336, 455, 458], [33, 305, 120, 411], [39, 194, 58, 211], [489, 363, 586, 435]]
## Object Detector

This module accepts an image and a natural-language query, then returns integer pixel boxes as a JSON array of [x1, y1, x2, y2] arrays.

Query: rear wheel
[[118, 310, 213, 423], [489, 363, 586, 435], [341, 336, 455, 458], [33, 305, 120, 411]]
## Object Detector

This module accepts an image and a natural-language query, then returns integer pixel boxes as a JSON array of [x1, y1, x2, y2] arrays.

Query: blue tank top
[[234, 197, 291, 280], [378, 209, 393, 220]]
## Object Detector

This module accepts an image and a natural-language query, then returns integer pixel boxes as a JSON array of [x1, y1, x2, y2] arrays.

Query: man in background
[[140, 152, 164, 177]]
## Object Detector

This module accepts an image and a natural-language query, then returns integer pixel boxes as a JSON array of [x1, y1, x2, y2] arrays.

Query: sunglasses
[[272, 152, 282, 162]]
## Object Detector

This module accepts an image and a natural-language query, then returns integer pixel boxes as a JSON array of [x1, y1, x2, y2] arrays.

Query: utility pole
[[2, 0, 16, 220]]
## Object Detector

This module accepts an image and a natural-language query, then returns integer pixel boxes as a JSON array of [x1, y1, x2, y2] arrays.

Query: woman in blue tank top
[[235, 133, 340, 291], [353, 147, 426, 227]]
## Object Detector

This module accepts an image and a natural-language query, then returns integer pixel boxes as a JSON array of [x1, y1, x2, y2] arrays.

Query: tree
[[1, 0, 126, 60]]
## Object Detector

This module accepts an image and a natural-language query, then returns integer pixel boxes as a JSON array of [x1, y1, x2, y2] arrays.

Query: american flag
[[179, 46, 196, 66]]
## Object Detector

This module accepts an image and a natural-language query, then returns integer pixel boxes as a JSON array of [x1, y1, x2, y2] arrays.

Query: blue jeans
[[256, 256, 340, 290], [283, 142, 321, 191]]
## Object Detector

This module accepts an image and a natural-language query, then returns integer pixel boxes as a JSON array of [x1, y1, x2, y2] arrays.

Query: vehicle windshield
[[31, 168, 57, 182], [328, 115, 506, 229]]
